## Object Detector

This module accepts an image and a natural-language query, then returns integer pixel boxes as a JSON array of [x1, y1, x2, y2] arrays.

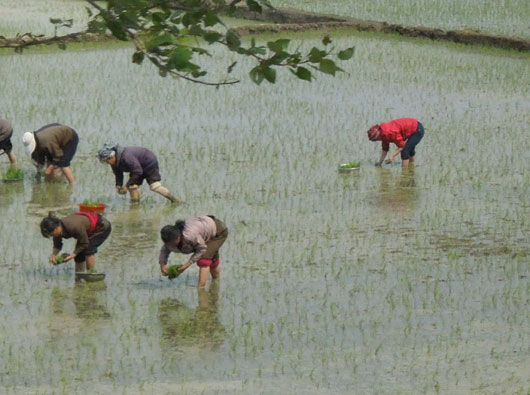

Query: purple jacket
[[112, 146, 159, 187]]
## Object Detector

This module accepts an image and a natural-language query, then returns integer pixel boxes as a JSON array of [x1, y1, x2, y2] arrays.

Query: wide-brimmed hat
[[367, 125, 382, 141], [22, 132, 36, 155]]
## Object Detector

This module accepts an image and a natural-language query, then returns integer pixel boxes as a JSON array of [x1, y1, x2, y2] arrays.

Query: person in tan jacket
[[159, 215, 228, 287], [40, 211, 111, 273], [22, 123, 79, 184], [0, 119, 16, 165]]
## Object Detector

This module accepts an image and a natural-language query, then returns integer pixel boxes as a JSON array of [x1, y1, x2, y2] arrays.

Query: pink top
[[380, 118, 418, 151], [159, 216, 217, 265]]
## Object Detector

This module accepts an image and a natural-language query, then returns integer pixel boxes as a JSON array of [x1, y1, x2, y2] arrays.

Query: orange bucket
[[79, 203, 106, 213]]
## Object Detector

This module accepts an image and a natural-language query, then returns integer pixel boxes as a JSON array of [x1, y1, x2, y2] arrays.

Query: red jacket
[[380, 118, 418, 151]]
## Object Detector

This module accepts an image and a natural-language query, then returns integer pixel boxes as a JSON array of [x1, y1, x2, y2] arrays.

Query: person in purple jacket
[[97, 142, 180, 203]]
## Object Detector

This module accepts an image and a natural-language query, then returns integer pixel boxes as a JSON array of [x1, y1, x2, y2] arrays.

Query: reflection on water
[[27, 182, 73, 217], [373, 167, 418, 212], [50, 282, 110, 322], [158, 282, 225, 351], [0, 179, 24, 210], [105, 205, 161, 259]]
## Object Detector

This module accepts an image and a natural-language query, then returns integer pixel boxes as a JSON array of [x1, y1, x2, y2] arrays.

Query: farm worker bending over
[[367, 118, 425, 167], [39, 211, 112, 273], [97, 142, 180, 203], [159, 216, 228, 287], [22, 123, 78, 184], [0, 119, 16, 165]]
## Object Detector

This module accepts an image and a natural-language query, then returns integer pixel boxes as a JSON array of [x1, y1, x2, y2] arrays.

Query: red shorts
[[197, 258, 220, 269]]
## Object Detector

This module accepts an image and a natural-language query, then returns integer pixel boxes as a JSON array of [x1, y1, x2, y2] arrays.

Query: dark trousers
[[401, 122, 424, 160], [74, 218, 112, 263], [56, 131, 79, 167]]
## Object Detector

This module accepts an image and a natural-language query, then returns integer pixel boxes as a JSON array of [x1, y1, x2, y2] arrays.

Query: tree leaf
[[296, 66, 311, 81], [106, 20, 128, 41], [168, 47, 193, 69], [322, 35, 331, 46], [308, 47, 326, 63], [249, 66, 264, 85], [226, 30, 241, 50], [227, 61, 238, 73], [146, 33, 176, 52], [338, 47, 355, 60], [267, 38, 290, 53], [262, 67, 276, 83], [204, 11, 220, 27], [203, 31, 223, 44], [132, 51, 145, 65], [319, 59, 343, 76], [247, 0, 263, 13]]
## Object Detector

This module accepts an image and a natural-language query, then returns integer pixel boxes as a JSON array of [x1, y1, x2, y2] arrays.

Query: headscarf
[[97, 142, 118, 162]]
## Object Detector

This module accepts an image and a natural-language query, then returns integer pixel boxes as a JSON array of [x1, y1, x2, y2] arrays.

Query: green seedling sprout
[[3, 168, 24, 180], [339, 162, 360, 169], [166, 264, 183, 279], [82, 200, 103, 207]]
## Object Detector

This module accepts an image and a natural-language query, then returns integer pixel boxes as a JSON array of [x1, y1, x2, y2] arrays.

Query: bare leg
[[402, 159, 410, 167], [86, 255, 96, 271], [198, 266, 211, 288], [7, 152, 16, 166], [75, 261, 87, 272], [210, 265, 220, 280], [44, 164, 56, 181], [61, 166, 75, 185]]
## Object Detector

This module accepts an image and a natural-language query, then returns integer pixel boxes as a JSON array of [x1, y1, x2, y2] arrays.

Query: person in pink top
[[159, 215, 228, 287], [367, 118, 425, 167]]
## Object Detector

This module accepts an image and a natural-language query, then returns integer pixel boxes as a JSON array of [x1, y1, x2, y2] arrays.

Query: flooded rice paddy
[[1, 28, 530, 394]]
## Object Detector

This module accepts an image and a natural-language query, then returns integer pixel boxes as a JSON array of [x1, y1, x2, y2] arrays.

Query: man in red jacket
[[367, 118, 424, 167]]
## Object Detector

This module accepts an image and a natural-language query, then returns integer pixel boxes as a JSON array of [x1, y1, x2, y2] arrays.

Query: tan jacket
[[53, 214, 106, 256], [32, 124, 75, 165], [0, 119, 13, 142]]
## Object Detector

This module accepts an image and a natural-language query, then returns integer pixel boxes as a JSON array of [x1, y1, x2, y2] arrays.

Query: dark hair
[[40, 211, 61, 238], [160, 220, 185, 243]]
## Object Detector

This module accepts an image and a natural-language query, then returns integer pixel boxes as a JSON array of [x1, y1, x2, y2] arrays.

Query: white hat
[[22, 132, 36, 155]]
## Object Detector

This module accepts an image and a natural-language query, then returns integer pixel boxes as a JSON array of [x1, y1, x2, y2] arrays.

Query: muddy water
[[0, 33, 529, 393]]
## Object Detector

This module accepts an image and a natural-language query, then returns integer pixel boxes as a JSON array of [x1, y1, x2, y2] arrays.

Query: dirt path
[[229, 5, 530, 52]]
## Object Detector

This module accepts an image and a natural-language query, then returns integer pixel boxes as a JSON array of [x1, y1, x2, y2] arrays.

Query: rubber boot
[[150, 182, 180, 203], [129, 186, 140, 202]]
